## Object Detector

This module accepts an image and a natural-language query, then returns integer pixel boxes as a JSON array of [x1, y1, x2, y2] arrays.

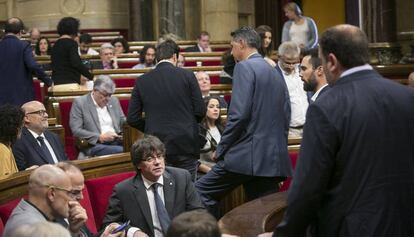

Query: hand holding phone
[[111, 220, 130, 234]]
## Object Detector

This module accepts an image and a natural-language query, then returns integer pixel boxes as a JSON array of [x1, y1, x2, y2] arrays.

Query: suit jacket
[[70, 93, 126, 145], [101, 167, 204, 237], [0, 35, 52, 106], [12, 127, 67, 171], [184, 45, 201, 52], [312, 84, 330, 102], [3, 199, 47, 237], [127, 62, 205, 156], [275, 69, 414, 237], [216, 53, 292, 177]]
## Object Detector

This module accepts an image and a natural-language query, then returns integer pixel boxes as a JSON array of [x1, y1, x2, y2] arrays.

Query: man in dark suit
[[101, 135, 204, 237], [299, 47, 329, 102], [127, 39, 205, 180], [184, 31, 212, 52], [271, 25, 414, 237], [13, 101, 67, 170], [0, 17, 53, 106], [195, 27, 292, 217]]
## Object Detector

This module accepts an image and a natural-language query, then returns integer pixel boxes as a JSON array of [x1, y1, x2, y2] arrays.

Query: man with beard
[[299, 47, 329, 102]]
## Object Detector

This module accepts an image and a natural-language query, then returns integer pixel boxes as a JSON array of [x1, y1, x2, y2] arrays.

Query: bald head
[[30, 28, 41, 44], [319, 24, 369, 70], [21, 101, 48, 134], [408, 72, 414, 88], [5, 17, 24, 35], [29, 165, 71, 196]]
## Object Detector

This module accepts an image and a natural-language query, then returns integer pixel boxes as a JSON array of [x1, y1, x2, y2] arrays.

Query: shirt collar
[[311, 84, 329, 102], [27, 128, 45, 139], [90, 92, 107, 109], [25, 200, 53, 221], [340, 64, 373, 78], [141, 174, 164, 190], [156, 60, 175, 67]]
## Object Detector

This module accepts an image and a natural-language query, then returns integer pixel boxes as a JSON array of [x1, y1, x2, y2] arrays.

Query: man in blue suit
[[195, 27, 292, 217], [272, 25, 414, 237], [13, 101, 67, 170], [0, 17, 53, 106]]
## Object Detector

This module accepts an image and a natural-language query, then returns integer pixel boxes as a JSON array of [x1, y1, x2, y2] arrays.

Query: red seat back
[[119, 98, 130, 115], [0, 217, 4, 237], [118, 61, 139, 69], [0, 197, 24, 225], [58, 101, 77, 160], [85, 172, 135, 228], [210, 75, 221, 84], [79, 188, 97, 233], [113, 78, 136, 88], [279, 151, 299, 192]]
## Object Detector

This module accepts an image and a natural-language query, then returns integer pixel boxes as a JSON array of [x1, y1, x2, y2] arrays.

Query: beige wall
[[302, 0, 345, 35], [200, 0, 238, 41], [1, 0, 129, 31]]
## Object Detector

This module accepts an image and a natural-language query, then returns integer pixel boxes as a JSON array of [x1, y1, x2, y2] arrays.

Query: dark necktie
[[152, 183, 170, 234], [36, 136, 55, 164]]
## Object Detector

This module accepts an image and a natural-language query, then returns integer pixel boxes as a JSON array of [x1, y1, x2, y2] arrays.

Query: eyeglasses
[[26, 110, 47, 116], [98, 90, 113, 98], [142, 153, 164, 163], [43, 185, 77, 198]]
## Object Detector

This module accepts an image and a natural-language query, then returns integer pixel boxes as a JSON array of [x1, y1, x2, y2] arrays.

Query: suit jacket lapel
[[44, 131, 61, 161], [163, 171, 175, 217], [132, 175, 154, 235], [86, 94, 101, 132], [24, 127, 51, 164]]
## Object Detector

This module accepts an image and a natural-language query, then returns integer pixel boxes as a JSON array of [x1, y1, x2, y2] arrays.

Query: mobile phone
[[110, 220, 130, 234]]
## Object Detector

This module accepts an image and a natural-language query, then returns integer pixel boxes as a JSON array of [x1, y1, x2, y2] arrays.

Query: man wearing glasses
[[70, 75, 125, 158], [101, 135, 204, 237], [13, 101, 68, 170], [3, 165, 124, 237], [276, 41, 309, 137]]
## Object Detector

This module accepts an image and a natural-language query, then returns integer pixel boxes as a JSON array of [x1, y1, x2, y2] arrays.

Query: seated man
[[185, 31, 212, 52], [13, 101, 67, 171], [3, 165, 123, 237], [177, 54, 185, 68], [79, 33, 99, 55], [196, 71, 227, 108], [70, 75, 125, 157], [132, 45, 156, 69], [91, 43, 119, 70], [101, 135, 204, 237]]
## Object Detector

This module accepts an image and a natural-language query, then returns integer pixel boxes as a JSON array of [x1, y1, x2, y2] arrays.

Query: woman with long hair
[[0, 104, 24, 179], [256, 25, 276, 67], [199, 96, 224, 174], [281, 2, 318, 50], [34, 37, 52, 56]]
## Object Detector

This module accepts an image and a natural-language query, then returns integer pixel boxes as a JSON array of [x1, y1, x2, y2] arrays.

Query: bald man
[[3, 165, 74, 237], [13, 101, 67, 171], [266, 24, 414, 237], [408, 72, 414, 88]]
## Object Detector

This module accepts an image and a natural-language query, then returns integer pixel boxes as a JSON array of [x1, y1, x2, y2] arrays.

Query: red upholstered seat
[[0, 197, 25, 225], [58, 101, 78, 160], [0, 218, 4, 237], [210, 75, 220, 84], [118, 61, 139, 69], [113, 78, 136, 88], [79, 188, 97, 234], [33, 80, 43, 103], [85, 172, 135, 229], [202, 60, 222, 66], [224, 95, 231, 104], [279, 151, 299, 192], [184, 61, 196, 67], [119, 98, 130, 115]]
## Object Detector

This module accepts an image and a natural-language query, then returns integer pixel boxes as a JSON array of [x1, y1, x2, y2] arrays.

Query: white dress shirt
[[127, 176, 165, 237], [279, 62, 309, 127], [28, 129, 59, 163]]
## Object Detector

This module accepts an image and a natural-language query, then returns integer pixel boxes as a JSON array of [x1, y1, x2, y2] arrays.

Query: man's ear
[[315, 65, 324, 77], [326, 53, 338, 74], [47, 188, 56, 202]]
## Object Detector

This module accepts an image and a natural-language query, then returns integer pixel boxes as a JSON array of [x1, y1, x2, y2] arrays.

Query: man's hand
[[133, 230, 149, 237], [257, 232, 273, 237], [101, 223, 126, 237], [68, 201, 88, 234], [99, 131, 121, 143]]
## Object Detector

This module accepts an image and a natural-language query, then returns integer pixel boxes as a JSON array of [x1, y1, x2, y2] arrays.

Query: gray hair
[[12, 222, 71, 237], [93, 75, 116, 94], [230, 26, 261, 50], [278, 41, 300, 58], [100, 43, 114, 53]]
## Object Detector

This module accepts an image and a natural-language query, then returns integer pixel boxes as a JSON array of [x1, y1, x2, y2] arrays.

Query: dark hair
[[166, 210, 221, 237], [319, 25, 370, 69], [302, 47, 321, 69], [198, 31, 210, 39], [231, 26, 261, 50], [130, 135, 166, 172], [57, 17, 80, 37], [111, 38, 130, 53], [4, 17, 25, 34], [0, 105, 25, 145], [79, 33, 92, 44], [222, 50, 235, 77], [34, 37, 52, 56], [255, 25, 273, 57], [156, 39, 179, 62], [140, 45, 156, 64], [201, 96, 224, 132]]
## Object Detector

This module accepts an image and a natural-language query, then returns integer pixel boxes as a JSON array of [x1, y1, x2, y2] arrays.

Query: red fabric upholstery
[[58, 101, 78, 160], [85, 172, 135, 228], [33, 80, 43, 103], [0, 217, 4, 237], [79, 188, 97, 234], [118, 61, 139, 69], [213, 47, 230, 52], [113, 78, 136, 88], [210, 75, 220, 84], [224, 95, 231, 104], [0, 197, 25, 224], [184, 61, 196, 67], [119, 98, 130, 115], [279, 151, 299, 192], [202, 60, 222, 66]]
